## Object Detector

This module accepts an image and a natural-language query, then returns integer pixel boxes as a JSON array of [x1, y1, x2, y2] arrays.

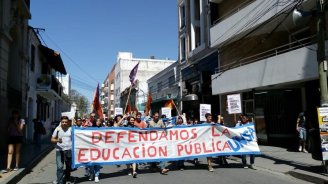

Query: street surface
[[18, 149, 312, 184]]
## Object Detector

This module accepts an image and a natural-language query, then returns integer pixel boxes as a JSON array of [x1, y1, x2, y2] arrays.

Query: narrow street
[[18, 149, 311, 184]]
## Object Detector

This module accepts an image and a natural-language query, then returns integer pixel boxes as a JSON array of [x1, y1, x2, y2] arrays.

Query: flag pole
[[124, 84, 133, 114], [171, 99, 181, 116]]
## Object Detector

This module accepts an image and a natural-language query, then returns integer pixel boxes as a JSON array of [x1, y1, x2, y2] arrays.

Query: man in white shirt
[[51, 116, 72, 184]]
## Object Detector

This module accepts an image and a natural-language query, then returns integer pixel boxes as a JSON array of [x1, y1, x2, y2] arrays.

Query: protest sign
[[227, 94, 242, 114], [199, 104, 211, 121]]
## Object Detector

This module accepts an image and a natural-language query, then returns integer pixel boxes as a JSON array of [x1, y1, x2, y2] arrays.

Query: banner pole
[[172, 99, 181, 116], [124, 85, 133, 114]]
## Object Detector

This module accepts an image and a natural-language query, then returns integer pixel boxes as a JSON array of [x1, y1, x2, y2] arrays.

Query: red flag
[[125, 103, 131, 114], [91, 84, 103, 119], [129, 62, 139, 85], [164, 99, 175, 110], [145, 91, 152, 116]]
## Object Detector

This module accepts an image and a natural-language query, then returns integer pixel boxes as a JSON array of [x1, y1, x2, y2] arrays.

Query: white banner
[[72, 124, 260, 167]]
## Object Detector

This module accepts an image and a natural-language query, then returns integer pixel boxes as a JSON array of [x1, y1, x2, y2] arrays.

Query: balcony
[[209, 0, 315, 48], [211, 39, 325, 95], [36, 74, 63, 100]]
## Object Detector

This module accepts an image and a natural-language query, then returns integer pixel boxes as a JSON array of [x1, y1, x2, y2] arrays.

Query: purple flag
[[129, 62, 139, 84]]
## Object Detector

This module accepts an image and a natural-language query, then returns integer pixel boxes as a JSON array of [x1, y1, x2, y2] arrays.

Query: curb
[[287, 170, 328, 184], [3, 145, 54, 184]]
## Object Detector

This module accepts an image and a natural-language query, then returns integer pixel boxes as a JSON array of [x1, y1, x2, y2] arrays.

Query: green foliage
[[69, 89, 89, 116]]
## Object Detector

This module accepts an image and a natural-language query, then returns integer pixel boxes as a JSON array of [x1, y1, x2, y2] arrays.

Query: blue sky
[[30, 0, 178, 102]]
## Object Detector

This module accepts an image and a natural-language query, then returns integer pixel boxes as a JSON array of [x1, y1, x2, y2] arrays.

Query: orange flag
[[145, 91, 152, 116], [91, 84, 103, 119], [164, 99, 175, 109]]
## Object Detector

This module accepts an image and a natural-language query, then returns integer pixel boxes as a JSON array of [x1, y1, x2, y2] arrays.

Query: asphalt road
[[18, 150, 312, 184]]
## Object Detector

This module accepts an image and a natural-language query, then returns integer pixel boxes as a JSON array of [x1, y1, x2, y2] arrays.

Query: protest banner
[[72, 124, 261, 168]]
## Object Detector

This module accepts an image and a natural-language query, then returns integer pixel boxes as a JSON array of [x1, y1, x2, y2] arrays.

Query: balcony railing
[[215, 36, 316, 74], [36, 74, 63, 99]]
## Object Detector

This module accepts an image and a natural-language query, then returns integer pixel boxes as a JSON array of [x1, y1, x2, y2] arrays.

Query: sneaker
[[194, 159, 200, 166], [95, 176, 99, 183], [2, 168, 10, 173], [208, 166, 214, 172], [89, 174, 93, 181], [303, 149, 308, 153], [249, 164, 255, 169], [298, 146, 302, 152], [243, 165, 248, 169], [13, 167, 19, 171], [52, 180, 58, 184], [133, 172, 137, 178], [128, 172, 132, 176]]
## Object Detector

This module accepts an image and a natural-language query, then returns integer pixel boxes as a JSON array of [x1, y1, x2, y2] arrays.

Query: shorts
[[299, 128, 307, 141], [8, 136, 23, 144]]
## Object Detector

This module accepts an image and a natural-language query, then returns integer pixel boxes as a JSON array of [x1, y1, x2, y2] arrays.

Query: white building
[[114, 52, 175, 110], [26, 27, 67, 142]]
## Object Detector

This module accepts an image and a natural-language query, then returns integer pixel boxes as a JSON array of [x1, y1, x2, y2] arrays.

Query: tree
[[69, 89, 89, 117]]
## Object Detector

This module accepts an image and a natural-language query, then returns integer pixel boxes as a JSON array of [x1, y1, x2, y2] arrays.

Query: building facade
[[26, 28, 67, 142], [0, 0, 31, 156], [113, 52, 175, 114], [210, 0, 321, 146], [177, 0, 219, 121]]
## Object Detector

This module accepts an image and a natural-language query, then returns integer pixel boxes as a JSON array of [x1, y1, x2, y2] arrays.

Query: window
[[169, 76, 175, 87], [157, 82, 162, 92], [180, 36, 186, 62], [30, 45, 35, 72], [179, 3, 186, 29]]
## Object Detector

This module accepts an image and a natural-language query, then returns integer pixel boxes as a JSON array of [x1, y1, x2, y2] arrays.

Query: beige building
[[0, 0, 31, 153]]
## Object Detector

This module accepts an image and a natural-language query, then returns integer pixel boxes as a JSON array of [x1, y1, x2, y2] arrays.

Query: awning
[[38, 45, 67, 74]]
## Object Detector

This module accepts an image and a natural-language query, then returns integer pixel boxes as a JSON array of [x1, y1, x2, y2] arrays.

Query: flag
[[91, 84, 103, 119], [164, 99, 175, 110], [125, 103, 131, 114], [129, 62, 139, 85], [145, 91, 152, 116]]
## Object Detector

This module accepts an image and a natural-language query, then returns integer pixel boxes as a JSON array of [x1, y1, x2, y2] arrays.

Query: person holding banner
[[125, 116, 139, 178], [175, 115, 187, 170], [51, 116, 72, 184], [237, 114, 256, 169], [87, 118, 103, 182], [148, 112, 170, 174], [216, 115, 229, 166], [135, 112, 147, 129], [203, 113, 215, 172]]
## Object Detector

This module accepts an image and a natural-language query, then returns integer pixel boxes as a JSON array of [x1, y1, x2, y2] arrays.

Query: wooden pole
[[124, 85, 133, 114], [171, 99, 181, 116]]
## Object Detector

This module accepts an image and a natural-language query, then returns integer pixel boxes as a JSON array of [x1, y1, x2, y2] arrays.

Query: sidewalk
[[1, 144, 327, 184], [250, 145, 328, 184], [0, 142, 54, 184]]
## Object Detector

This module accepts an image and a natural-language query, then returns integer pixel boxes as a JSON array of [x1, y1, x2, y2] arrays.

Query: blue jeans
[[56, 150, 72, 184], [89, 165, 101, 177]]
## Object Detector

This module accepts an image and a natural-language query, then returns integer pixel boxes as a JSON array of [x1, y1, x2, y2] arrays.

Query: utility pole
[[317, 0, 328, 107]]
